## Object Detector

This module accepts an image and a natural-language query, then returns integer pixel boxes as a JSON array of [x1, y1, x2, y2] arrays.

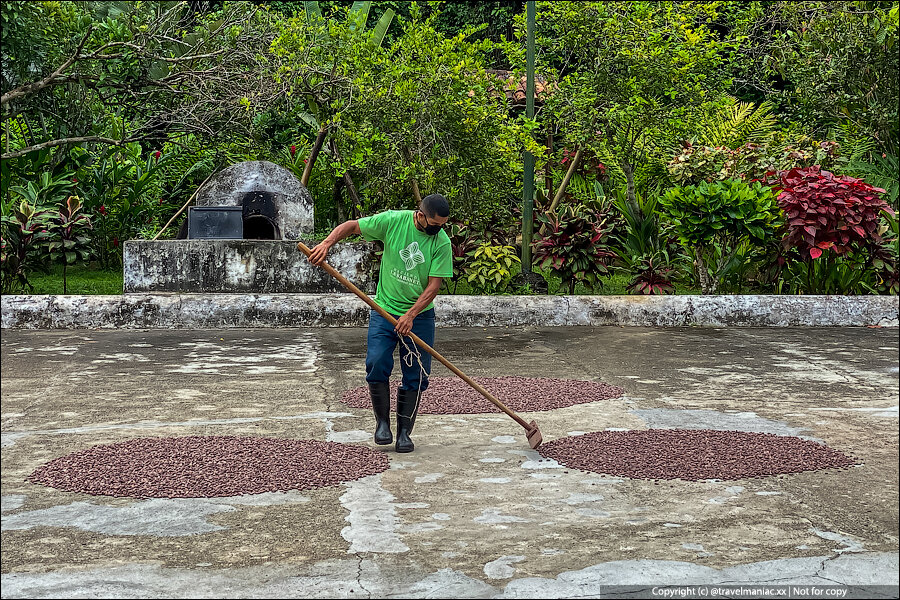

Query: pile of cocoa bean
[[340, 376, 624, 414], [27, 436, 389, 498], [538, 429, 858, 481]]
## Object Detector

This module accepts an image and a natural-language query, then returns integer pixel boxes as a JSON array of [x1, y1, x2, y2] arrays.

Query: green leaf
[[304, 1, 322, 19], [296, 111, 319, 129], [348, 1, 370, 30], [148, 60, 168, 80], [372, 8, 394, 48]]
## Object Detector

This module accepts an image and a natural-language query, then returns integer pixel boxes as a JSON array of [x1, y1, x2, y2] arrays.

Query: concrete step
[[2, 294, 897, 329]]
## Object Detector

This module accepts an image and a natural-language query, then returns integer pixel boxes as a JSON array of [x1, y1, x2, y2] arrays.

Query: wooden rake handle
[[297, 241, 533, 432]]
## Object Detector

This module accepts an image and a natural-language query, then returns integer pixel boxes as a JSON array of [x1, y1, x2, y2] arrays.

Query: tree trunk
[[410, 176, 422, 204], [620, 159, 642, 220], [328, 140, 361, 218], [301, 124, 328, 187], [603, 122, 642, 220], [342, 172, 361, 218], [332, 176, 346, 223], [568, 279, 576, 295], [545, 129, 554, 202], [694, 253, 716, 294], [401, 147, 423, 204], [538, 147, 583, 236]]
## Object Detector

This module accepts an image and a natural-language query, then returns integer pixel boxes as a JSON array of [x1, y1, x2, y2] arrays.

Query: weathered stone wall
[[123, 240, 376, 294], [2, 294, 897, 329], [194, 161, 313, 238]]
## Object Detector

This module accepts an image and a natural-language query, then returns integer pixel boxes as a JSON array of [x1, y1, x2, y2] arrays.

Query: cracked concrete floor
[[1, 326, 898, 598]]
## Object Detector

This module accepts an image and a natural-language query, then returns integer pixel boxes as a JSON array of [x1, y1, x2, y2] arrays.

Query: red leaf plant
[[770, 166, 894, 260], [626, 256, 676, 295]]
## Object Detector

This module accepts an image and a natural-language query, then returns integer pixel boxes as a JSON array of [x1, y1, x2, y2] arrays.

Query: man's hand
[[395, 312, 416, 337], [307, 240, 333, 266]]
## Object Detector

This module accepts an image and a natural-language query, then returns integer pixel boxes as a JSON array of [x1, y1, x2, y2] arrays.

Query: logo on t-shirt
[[399, 241, 425, 271]]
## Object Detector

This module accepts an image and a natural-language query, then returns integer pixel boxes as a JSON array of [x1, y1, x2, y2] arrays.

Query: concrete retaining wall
[[123, 240, 376, 294], [2, 294, 897, 329]]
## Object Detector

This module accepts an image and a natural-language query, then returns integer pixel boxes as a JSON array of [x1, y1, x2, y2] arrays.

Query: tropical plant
[[659, 178, 782, 293], [1, 169, 77, 291], [610, 189, 665, 261], [694, 97, 779, 149], [465, 243, 520, 294], [609, 189, 681, 294], [769, 166, 895, 294], [7, 171, 78, 210], [78, 144, 170, 267], [279, 142, 313, 183], [533, 201, 615, 295], [626, 256, 676, 295], [847, 149, 900, 210], [0, 199, 53, 293], [871, 210, 899, 294], [667, 138, 845, 186], [772, 167, 893, 260], [779, 253, 878, 296], [43, 195, 92, 294], [445, 220, 481, 293]]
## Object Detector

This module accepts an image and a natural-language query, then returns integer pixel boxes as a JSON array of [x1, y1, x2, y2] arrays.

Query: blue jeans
[[365, 308, 435, 392]]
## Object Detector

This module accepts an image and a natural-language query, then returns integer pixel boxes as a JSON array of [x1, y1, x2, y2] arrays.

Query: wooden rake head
[[526, 420, 543, 449]]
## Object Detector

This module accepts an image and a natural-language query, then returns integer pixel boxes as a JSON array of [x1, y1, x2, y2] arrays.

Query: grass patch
[[444, 264, 701, 295], [11, 256, 702, 297], [18, 263, 123, 295]]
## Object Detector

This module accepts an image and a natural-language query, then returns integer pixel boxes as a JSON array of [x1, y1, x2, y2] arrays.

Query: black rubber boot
[[395, 388, 420, 453], [369, 382, 392, 445]]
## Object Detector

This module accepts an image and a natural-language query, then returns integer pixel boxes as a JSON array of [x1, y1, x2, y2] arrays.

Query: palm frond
[[848, 153, 900, 208], [830, 121, 877, 163], [699, 97, 778, 148]]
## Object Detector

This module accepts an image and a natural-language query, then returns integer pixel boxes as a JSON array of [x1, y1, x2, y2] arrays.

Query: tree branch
[[2, 136, 122, 160], [1, 26, 94, 107]]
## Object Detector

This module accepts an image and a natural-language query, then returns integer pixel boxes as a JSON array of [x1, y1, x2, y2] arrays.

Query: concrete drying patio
[[1, 326, 898, 598]]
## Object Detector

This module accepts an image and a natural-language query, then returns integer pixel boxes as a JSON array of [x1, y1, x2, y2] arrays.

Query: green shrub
[[667, 139, 844, 186], [465, 243, 520, 294], [626, 256, 676, 295], [659, 179, 782, 294], [609, 189, 682, 294], [847, 150, 900, 211], [873, 211, 899, 295], [78, 144, 170, 267]]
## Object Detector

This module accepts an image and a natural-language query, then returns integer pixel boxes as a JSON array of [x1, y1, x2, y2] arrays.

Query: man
[[308, 194, 452, 453]]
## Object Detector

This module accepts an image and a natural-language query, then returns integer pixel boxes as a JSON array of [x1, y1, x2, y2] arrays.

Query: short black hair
[[421, 193, 450, 218]]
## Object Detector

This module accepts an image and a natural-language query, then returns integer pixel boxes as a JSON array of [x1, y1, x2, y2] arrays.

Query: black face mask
[[418, 212, 442, 236]]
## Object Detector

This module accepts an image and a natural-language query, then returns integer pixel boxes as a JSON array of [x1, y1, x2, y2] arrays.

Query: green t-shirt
[[358, 210, 453, 315]]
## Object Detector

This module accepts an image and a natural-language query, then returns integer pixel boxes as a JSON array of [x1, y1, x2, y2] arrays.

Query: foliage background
[[2, 0, 897, 295]]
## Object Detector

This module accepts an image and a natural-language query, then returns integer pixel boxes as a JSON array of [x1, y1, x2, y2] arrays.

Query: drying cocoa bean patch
[[538, 429, 858, 481], [340, 377, 624, 414], [27, 436, 389, 498]]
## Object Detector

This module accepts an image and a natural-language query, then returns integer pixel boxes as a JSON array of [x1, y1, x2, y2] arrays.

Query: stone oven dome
[[193, 161, 313, 240]]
